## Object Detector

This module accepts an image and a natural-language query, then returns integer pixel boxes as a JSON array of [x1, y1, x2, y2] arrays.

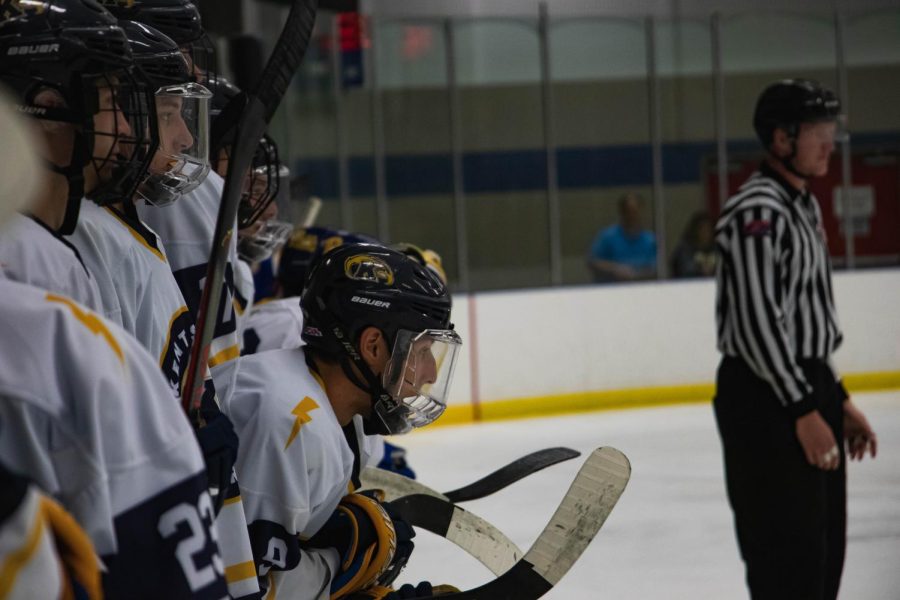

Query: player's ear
[[358, 326, 388, 370]]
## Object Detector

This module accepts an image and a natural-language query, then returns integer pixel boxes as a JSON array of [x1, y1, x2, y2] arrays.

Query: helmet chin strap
[[780, 138, 815, 181], [44, 130, 88, 236], [331, 325, 402, 436]]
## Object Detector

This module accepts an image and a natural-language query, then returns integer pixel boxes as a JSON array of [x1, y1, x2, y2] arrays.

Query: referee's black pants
[[714, 357, 846, 600]]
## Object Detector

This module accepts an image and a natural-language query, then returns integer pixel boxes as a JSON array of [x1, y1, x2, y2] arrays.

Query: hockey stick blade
[[388, 494, 522, 577], [424, 447, 631, 600], [359, 447, 580, 504], [182, 0, 317, 416], [445, 447, 580, 503]]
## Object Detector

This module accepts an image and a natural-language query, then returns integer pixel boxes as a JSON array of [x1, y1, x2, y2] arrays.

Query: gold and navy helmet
[[300, 242, 452, 359]]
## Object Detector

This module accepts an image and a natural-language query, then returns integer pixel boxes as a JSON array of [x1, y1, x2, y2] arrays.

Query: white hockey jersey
[[212, 349, 355, 599], [68, 202, 193, 394], [0, 278, 228, 599], [234, 258, 256, 341], [68, 202, 260, 599], [238, 301, 384, 471], [0, 213, 103, 312], [241, 296, 305, 355], [136, 171, 243, 367], [238, 299, 385, 475]]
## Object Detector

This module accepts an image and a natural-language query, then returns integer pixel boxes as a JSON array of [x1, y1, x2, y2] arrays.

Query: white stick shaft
[[301, 196, 322, 228]]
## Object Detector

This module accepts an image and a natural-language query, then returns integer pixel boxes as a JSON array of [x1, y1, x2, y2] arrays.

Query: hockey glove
[[305, 492, 399, 599], [377, 441, 416, 479], [193, 410, 239, 514], [375, 498, 416, 587], [346, 582, 461, 599]]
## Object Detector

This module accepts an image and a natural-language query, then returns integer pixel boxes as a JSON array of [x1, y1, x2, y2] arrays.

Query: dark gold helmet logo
[[344, 254, 394, 286]]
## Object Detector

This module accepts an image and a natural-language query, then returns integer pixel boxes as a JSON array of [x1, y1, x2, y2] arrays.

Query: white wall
[[449, 268, 900, 406]]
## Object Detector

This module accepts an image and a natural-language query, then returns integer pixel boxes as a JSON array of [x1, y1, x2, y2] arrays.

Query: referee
[[713, 79, 877, 600]]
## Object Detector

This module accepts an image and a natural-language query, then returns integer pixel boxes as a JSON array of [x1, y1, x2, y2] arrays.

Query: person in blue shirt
[[588, 192, 658, 282]]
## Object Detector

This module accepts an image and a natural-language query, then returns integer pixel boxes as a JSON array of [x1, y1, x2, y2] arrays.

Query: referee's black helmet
[[753, 79, 841, 149]]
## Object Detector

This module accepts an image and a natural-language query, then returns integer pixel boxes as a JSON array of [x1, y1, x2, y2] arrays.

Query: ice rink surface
[[394, 391, 900, 599]]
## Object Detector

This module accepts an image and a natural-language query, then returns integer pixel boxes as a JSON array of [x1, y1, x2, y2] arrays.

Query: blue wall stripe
[[295, 131, 900, 199]]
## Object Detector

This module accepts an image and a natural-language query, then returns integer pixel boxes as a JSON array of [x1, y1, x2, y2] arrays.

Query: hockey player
[[64, 18, 258, 598], [0, 274, 229, 600], [0, 87, 103, 600], [0, 41, 228, 597], [0, 0, 159, 311], [234, 134, 294, 340], [212, 243, 462, 598], [241, 231, 441, 478], [108, 0, 245, 366], [63, 16, 209, 365], [68, 19, 210, 388], [236, 137, 292, 267]]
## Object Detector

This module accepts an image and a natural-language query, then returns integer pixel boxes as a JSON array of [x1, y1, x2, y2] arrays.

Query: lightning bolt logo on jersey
[[46, 293, 124, 364], [285, 397, 319, 450]]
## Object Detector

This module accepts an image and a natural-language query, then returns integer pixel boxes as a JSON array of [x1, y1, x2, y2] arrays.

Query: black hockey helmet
[[119, 19, 189, 88], [392, 242, 448, 285], [99, 0, 215, 84], [753, 79, 841, 149], [206, 74, 246, 167], [121, 19, 211, 206], [301, 243, 460, 435], [278, 227, 378, 297], [0, 0, 157, 230]]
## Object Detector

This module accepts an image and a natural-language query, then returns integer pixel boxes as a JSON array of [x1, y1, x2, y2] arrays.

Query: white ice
[[394, 391, 900, 599]]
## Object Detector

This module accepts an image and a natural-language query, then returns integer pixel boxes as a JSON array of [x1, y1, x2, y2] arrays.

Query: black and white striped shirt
[[715, 162, 843, 415]]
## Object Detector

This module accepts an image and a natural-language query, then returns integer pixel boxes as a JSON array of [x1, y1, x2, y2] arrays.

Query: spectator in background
[[588, 192, 657, 283], [671, 211, 717, 278]]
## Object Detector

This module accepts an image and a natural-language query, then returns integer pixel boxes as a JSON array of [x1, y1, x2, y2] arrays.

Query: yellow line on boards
[[432, 371, 900, 427]]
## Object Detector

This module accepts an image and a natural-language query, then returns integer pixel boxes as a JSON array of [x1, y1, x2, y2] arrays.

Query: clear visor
[[138, 82, 211, 206], [378, 328, 462, 433], [237, 219, 293, 263]]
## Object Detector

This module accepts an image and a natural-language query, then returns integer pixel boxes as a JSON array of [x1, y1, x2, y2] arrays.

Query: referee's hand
[[795, 411, 841, 471], [843, 399, 877, 461]]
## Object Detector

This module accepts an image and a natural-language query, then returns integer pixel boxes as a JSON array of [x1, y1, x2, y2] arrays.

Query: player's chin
[[810, 160, 830, 177]]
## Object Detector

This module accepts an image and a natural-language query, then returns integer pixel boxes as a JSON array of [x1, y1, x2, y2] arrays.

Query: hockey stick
[[445, 447, 580, 503], [359, 447, 580, 504], [301, 196, 322, 227], [182, 0, 317, 416], [388, 494, 522, 577], [421, 447, 630, 600]]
